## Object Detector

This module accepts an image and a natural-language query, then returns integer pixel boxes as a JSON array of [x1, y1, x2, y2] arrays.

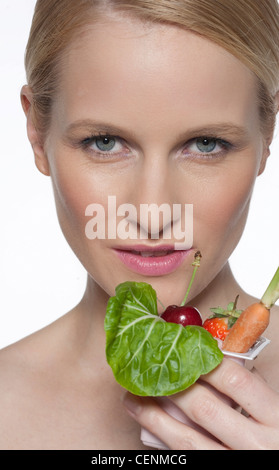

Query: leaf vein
[[128, 286, 155, 315], [154, 324, 183, 393], [116, 309, 161, 337], [120, 318, 161, 371]]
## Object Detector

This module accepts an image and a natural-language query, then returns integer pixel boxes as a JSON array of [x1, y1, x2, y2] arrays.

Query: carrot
[[222, 302, 269, 353], [223, 266, 279, 353]]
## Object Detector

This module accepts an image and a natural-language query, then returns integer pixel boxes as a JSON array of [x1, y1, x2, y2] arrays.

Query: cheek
[[200, 179, 251, 232], [193, 155, 260, 246], [52, 168, 95, 235], [48, 153, 122, 294], [47, 150, 107, 254]]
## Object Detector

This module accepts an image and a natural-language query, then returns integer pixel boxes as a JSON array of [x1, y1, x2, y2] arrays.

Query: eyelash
[[184, 136, 233, 160], [79, 133, 233, 160], [80, 134, 128, 158]]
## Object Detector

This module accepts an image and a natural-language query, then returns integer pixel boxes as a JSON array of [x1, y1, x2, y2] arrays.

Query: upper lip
[[113, 244, 181, 252]]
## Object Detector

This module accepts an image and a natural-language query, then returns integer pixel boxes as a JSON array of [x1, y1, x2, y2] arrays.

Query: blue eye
[[184, 136, 232, 159], [81, 135, 124, 154], [95, 136, 116, 151], [79, 133, 132, 161], [196, 137, 217, 153]]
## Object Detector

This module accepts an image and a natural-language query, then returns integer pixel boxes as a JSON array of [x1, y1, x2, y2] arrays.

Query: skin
[[0, 13, 278, 449]]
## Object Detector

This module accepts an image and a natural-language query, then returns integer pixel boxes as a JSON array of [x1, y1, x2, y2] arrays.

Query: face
[[28, 15, 268, 310]]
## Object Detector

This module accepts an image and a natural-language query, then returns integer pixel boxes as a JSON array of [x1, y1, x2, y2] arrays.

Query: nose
[[126, 151, 180, 240]]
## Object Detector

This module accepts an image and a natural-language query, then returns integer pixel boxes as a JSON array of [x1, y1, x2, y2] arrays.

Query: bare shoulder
[[0, 312, 78, 449], [0, 310, 145, 450], [0, 311, 73, 379], [0, 337, 44, 448]]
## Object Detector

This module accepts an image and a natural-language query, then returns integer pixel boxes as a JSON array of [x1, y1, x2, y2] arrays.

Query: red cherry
[[161, 305, 202, 327]]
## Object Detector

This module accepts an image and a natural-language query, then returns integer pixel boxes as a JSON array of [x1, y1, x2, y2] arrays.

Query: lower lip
[[114, 249, 192, 276]]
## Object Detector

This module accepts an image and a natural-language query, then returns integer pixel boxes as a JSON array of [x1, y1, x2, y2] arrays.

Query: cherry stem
[[157, 297, 165, 310], [233, 294, 239, 310], [181, 251, 202, 306]]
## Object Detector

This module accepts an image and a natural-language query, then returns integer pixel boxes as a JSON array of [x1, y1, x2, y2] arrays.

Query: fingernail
[[122, 393, 142, 417]]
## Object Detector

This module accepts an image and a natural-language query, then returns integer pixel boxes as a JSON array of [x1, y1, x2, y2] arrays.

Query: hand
[[123, 358, 279, 449]]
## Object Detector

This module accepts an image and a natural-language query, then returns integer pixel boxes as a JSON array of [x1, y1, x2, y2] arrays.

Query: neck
[[81, 275, 110, 316], [66, 276, 110, 364]]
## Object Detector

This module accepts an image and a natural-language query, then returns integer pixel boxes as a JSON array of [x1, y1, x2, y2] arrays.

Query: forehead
[[55, 15, 259, 134]]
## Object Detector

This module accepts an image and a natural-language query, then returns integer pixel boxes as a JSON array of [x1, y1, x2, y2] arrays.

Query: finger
[[201, 358, 279, 425], [170, 381, 260, 449], [122, 392, 226, 450]]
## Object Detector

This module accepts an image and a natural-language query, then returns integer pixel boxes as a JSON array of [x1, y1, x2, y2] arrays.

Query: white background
[[0, 0, 278, 348]]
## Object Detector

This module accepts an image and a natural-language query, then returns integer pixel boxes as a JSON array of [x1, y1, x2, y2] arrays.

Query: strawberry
[[203, 296, 242, 341]]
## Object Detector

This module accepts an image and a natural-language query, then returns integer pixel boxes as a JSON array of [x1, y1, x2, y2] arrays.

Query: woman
[[0, 0, 279, 449]]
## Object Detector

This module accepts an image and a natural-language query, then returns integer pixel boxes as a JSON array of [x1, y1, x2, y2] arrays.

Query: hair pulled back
[[25, 0, 279, 138]]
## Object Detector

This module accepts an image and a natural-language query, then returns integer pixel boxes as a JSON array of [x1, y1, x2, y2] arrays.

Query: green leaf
[[261, 266, 279, 308], [105, 281, 223, 396], [209, 313, 227, 318], [210, 307, 224, 315], [228, 316, 238, 329]]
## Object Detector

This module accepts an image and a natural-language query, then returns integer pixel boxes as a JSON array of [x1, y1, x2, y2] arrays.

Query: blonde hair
[[25, 0, 279, 138]]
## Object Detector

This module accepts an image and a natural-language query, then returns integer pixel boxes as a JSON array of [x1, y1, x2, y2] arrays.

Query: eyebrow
[[65, 119, 250, 142], [65, 120, 133, 137], [178, 124, 250, 141]]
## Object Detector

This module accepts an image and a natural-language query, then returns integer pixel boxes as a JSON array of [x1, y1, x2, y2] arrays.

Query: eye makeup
[[181, 135, 234, 161], [64, 119, 250, 162]]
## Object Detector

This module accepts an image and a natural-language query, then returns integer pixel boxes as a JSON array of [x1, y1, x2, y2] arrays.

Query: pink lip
[[113, 245, 192, 276]]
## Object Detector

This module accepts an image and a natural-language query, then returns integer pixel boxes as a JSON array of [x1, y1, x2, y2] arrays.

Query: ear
[[21, 85, 50, 176], [275, 90, 279, 114], [257, 145, 270, 176], [258, 90, 279, 176]]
